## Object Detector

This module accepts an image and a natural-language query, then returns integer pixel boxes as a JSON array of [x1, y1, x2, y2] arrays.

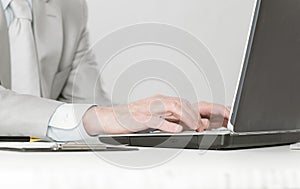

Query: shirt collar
[[1, 0, 11, 10]]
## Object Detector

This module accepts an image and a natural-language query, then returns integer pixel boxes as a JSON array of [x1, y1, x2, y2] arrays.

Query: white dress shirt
[[1, 0, 96, 141]]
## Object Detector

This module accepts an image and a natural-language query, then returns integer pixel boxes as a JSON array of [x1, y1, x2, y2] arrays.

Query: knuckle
[[183, 99, 192, 107], [172, 100, 181, 109], [177, 98, 191, 108]]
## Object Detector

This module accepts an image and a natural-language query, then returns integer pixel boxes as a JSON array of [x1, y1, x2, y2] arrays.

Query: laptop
[[99, 0, 300, 149]]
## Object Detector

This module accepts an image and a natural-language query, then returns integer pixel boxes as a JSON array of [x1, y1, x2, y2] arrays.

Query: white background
[[86, 0, 256, 105]]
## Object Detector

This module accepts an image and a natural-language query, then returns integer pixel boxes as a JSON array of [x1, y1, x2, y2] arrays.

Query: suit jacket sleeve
[[57, 0, 110, 106], [0, 85, 63, 138]]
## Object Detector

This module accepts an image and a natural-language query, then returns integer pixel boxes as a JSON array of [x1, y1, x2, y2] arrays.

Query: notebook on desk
[[99, 0, 300, 150]]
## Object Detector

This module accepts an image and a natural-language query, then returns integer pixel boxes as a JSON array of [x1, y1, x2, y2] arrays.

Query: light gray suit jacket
[[0, 0, 109, 137]]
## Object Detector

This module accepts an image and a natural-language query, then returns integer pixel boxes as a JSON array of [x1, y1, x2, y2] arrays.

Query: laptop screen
[[232, 0, 300, 132]]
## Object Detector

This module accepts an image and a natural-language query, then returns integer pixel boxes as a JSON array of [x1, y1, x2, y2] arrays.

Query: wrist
[[82, 106, 102, 136]]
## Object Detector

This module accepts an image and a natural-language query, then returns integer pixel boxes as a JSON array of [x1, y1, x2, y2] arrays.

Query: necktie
[[9, 0, 41, 96]]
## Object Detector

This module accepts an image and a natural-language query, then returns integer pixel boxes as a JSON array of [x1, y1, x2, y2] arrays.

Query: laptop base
[[99, 132, 300, 150]]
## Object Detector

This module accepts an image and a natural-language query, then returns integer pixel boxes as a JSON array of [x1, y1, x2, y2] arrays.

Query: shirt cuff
[[47, 104, 98, 142]]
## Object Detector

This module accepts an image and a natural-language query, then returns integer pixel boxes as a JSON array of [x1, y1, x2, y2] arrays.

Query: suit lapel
[[0, 5, 11, 89], [33, 0, 63, 97]]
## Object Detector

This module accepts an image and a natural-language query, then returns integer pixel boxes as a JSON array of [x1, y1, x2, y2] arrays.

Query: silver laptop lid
[[229, 0, 300, 133]]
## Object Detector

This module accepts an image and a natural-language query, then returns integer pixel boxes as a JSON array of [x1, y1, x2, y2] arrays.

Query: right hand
[[82, 95, 204, 135]]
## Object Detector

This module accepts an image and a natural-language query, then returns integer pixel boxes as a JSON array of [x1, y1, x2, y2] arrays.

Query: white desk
[[0, 145, 299, 189]]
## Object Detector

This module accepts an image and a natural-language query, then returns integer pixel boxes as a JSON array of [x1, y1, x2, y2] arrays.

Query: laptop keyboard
[[140, 127, 231, 135], [99, 127, 232, 137]]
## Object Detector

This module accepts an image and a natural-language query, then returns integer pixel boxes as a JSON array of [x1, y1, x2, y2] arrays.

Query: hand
[[194, 101, 231, 132], [82, 95, 206, 135]]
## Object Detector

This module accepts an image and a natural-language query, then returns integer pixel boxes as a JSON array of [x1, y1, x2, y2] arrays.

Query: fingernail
[[193, 123, 198, 130], [197, 128, 204, 132]]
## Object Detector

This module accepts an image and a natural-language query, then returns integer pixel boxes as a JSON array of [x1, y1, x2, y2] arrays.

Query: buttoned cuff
[[47, 104, 98, 142]]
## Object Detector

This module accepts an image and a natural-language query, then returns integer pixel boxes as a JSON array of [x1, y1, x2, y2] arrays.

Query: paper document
[[0, 142, 57, 149], [0, 142, 137, 152]]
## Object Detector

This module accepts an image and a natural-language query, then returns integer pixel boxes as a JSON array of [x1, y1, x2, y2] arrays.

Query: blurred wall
[[86, 0, 256, 105]]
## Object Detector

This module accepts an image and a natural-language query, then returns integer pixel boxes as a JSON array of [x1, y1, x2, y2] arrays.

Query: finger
[[226, 106, 232, 112], [150, 95, 201, 130], [197, 119, 210, 132], [223, 118, 229, 127], [164, 98, 199, 130], [199, 116, 229, 130], [197, 102, 230, 120], [194, 102, 228, 130], [180, 99, 200, 121], [207, 119, 225, 129], [180, 99, 203, 130], [164, 115, 180, 124], [146, 116, 183, 133], [224, 107, 231, 119]]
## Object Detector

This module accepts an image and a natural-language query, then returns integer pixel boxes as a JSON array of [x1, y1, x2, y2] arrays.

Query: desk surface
[[0, 145, 299, 189]]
